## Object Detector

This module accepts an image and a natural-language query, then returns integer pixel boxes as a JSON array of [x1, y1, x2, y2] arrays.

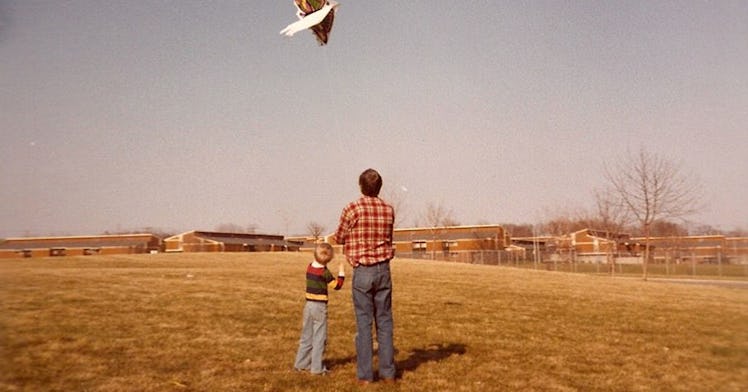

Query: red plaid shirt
[[334, 196, 395, 267]]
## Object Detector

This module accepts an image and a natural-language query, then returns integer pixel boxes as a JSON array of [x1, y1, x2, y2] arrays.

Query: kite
[[280, 0, 339, 45]]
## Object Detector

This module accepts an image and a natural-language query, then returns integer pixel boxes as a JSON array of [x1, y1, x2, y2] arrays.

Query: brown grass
[[1, 253, 747, 391]]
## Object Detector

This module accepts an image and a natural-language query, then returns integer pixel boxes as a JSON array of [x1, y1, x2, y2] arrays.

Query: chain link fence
[[397, 251, 748, 278]]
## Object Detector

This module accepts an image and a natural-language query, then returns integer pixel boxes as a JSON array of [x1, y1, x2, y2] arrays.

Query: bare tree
[[442, 217, 461, 227], [540, 205, 591, 238], [306, 222, 326, 242], [422, 202, 456, 259], [215, 223, 259, 234], [542, 215, 581, 238], [593, 188, 631, 275], [277, 208, 296, 235], [502, 223, 534, 238], [382, 185, 408, 228], [245, 224, 258, 234], [650, 220, 688, 237], [690, 223, 722, 236], [590, 189, 628, 228], [422, 202, 455, 228], [604, 148, 702, 280]]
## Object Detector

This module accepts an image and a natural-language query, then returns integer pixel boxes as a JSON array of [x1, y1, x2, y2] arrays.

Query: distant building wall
[[632, 235, 748, 264], [164, 231, 222, 253], [0, 234, 161, 259], [392, 224, 507, 260], [319, 224, 508, 262], [163, 231, 300, 253]]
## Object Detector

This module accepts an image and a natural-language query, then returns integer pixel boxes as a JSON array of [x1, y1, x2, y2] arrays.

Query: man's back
[[334, 196, 394, 267]]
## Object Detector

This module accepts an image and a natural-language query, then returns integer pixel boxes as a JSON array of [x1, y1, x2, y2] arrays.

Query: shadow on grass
[[397, 342, 467, 376], [326, 354, 356, 370], [326, 342, 467, 375]]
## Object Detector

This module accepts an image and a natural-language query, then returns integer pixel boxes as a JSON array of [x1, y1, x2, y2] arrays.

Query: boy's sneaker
[[311, 367, 329, 376]]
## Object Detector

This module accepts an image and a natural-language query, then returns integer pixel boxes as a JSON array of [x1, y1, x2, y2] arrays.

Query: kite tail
[[279, 21, 304, 37], [279, 4, 333, 38]]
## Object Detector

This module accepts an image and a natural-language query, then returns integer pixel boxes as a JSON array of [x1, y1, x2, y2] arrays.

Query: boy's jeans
[[352, 261, 395, 381], [294, 301, 328, 374]]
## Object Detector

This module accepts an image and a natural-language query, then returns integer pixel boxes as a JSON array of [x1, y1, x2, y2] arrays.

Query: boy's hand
[[338, 261, 345, 276]]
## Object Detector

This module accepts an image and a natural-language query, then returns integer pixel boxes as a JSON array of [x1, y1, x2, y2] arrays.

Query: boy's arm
[[332, 262, 345, 290], [325, 265, 345, 290]]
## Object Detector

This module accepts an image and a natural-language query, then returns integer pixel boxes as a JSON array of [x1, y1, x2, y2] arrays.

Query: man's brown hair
[[359, 168, 383, 197]]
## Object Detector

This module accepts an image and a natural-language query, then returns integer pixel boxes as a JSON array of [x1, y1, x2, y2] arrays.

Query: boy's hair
[[359, 168, 383, 197], [314, 243, 335, 264]]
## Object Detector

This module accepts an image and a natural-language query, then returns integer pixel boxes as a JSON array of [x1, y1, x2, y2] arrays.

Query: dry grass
[[1, 253, 747, 391]]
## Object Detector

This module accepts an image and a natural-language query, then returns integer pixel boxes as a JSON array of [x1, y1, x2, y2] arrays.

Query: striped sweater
[[305, 262, 345, 302]]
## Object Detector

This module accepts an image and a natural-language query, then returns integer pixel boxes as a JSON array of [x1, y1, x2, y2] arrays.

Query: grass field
[[1, 253, 747, 391]]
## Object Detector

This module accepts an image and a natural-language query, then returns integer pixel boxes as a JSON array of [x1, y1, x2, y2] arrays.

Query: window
[[412, 241, 427, 252], [442, 241, 458, 250], [50, 248, 66, 257]]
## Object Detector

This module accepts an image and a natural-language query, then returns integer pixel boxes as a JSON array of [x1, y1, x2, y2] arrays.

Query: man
[[334, 168, 396, 384]]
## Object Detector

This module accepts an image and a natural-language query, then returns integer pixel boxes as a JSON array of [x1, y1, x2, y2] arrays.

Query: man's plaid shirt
[[334, 196, 395, 267]]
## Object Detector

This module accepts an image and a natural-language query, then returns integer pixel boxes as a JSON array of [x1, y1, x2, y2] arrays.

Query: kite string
[[321, 48, 347, 156]]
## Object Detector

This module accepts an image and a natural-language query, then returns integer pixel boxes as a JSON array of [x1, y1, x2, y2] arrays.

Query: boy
[[293, 243, 345, 375]]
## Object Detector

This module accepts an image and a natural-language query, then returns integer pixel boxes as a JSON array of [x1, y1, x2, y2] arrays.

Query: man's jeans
[[294, 301, 328, 374], [352, 261, 395, 381]]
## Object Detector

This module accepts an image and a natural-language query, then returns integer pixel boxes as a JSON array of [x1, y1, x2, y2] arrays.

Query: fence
[[397, 251, 748, 278]]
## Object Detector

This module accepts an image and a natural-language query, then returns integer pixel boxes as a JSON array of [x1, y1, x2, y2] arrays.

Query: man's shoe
[[357, 379, 372, 386], [382, 377, 396, 384]]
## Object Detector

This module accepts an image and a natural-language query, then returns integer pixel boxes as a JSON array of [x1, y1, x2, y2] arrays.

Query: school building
[[0, 234, 161, 259], [163, 230, 302, 253]]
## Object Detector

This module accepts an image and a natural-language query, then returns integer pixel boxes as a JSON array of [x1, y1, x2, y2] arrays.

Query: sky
[[1, 1, 747, 238]]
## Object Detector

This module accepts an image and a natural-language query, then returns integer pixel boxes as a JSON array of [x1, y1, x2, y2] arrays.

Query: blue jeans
[[352, 261, 395, 381], [294, 301, 328, 374]]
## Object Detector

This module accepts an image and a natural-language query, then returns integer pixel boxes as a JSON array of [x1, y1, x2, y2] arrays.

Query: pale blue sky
[[1, 1, 746, 237]]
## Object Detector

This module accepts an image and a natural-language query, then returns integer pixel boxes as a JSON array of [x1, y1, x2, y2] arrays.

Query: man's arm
[[334, 204, 353, 244]]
